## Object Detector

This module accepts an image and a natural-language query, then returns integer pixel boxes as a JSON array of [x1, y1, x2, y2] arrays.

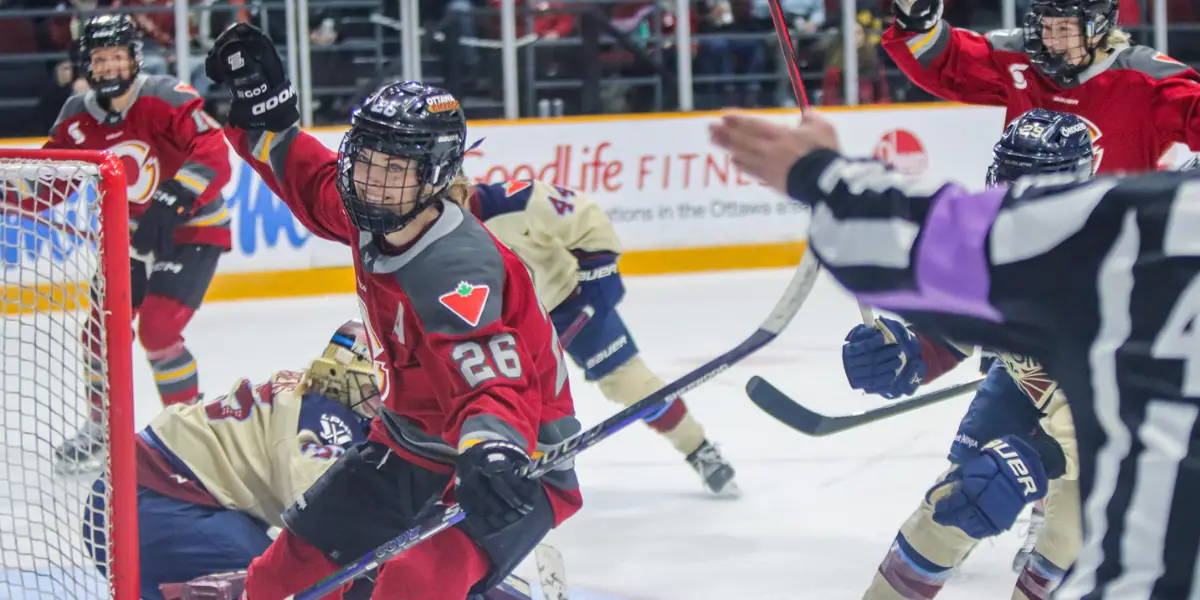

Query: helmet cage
[[335, 92, 466, 235], [1022, 0, 1116, 82], [79, 16, 144, 99]]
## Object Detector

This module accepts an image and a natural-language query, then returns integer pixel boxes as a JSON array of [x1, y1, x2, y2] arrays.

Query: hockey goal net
[[0, 149, 136, 600]]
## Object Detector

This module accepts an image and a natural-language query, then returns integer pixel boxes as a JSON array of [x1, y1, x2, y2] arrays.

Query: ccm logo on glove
[[983, 439, 1039, 497], [252, 85, 296, 116]]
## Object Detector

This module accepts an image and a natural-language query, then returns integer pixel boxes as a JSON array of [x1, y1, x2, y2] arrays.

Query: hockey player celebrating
[[82, 321, 377, 600], [883, 0, 1200, 172], [204, 24, 582, 600], [711, 110, 1200, 600], [3, 15, 233, 472], [840, 109, 1087, 600], [448, 177, 737, 495]]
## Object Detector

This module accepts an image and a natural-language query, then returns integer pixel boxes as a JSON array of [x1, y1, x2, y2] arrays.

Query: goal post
[[0, 149, 137, 600]]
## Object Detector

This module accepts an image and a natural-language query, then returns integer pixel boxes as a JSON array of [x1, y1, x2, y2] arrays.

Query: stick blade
[[534, 544, 569, 600], [745, 375, 832, 436]]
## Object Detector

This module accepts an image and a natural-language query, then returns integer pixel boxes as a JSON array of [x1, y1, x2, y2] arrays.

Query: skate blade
[[709, 479, 742, 499]]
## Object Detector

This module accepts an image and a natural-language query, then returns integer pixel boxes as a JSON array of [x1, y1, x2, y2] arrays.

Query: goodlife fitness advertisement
[[1, 105, 1011, 279]]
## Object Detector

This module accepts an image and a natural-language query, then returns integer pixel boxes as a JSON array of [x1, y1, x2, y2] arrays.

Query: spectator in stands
[[37, 59, 87, 132], [820, 16, 891, 105], [114, 0, 211, 95], [0, 0, 39, 55], [43, 0, 107, 52], [751, 0, 825, 34]]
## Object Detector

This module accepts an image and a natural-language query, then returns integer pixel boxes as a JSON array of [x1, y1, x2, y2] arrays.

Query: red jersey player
[[4, 15, 232, 473], [882, 0, 1200, 173], [204, 24, 583, 600]]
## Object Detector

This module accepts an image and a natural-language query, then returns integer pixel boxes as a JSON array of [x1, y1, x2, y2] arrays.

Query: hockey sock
[[597, 356, 706, 455], [148, 343, 199, 406], [871, 533, 954, 600], [1013, 551, 1066, 600]]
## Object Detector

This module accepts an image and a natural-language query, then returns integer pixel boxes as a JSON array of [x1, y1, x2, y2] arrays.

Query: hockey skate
[[686, 439, 739, 497], [54, 419, 106, 475], [1012, 499, 1047, 572]]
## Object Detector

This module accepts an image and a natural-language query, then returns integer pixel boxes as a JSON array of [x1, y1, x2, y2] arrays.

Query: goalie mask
[[987, 109, 1095, 188], [305, 320, 382, 420], [1023, 0, 1117, 83], [336, 81, 471, 235], [78, 15, 144, 99]]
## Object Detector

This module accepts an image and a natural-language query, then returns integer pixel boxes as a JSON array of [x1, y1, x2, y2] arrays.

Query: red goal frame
[[0, 148, 138, 600]]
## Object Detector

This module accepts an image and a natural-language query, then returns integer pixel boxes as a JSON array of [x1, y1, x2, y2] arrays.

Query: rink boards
[[0, 102, 1133, 313]]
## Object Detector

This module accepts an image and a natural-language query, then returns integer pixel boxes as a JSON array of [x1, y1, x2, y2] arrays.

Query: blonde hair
[[445, 174, 474, 208], [1102, 28, 1131, 51]]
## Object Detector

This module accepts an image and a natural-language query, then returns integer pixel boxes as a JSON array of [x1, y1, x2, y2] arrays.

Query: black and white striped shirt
[[788, 149, 1200, 599]]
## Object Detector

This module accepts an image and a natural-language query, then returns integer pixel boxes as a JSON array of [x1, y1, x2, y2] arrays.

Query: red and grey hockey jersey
[[25, 74, 232, 249], [883, 24, 1200, 173]]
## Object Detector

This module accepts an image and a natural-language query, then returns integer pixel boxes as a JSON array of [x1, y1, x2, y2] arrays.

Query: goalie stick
[[746, 375, 983, 436], [288, 250, 823, 600]]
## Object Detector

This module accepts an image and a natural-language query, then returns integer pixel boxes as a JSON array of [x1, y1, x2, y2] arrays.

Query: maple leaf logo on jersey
[[439, 282, 490, 326], [503, 180, 532, 197]]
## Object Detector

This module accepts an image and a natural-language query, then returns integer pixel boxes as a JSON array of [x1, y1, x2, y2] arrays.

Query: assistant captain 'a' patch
[[439, 281, 490, 326]]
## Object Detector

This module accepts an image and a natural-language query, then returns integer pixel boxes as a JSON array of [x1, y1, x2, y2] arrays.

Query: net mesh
[[0, 158, 115, 600]]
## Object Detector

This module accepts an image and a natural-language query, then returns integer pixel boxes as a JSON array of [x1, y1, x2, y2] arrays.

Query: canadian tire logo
[[873, 129, 928, 176]]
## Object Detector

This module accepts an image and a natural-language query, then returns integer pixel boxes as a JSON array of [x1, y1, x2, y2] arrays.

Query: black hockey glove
[[455, 440, 540, 535], [131, 179, 196, 258], [205, 23, 298, 132], [893, 0, 942, 33]]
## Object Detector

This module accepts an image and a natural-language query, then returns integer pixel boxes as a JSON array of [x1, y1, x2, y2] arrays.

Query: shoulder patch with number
[[439, 282, 490, 326]]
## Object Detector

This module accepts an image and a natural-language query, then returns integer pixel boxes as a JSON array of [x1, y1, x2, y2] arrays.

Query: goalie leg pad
[[281, 439, 452, 565], [948, 365, 1043, 465]]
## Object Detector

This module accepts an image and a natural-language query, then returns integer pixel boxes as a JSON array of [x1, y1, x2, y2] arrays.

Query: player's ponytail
[[1101, 27, 1130, 52], [446, 174, 474, 209]]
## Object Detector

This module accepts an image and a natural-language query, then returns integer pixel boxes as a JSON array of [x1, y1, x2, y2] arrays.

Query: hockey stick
[[557, 305, 595, 348], [288, 251, 823, 600], [746, 375, 983, 436], [534, 543, 569, 600], [766, 0, 811, 110], [767, 0, 880, 326]]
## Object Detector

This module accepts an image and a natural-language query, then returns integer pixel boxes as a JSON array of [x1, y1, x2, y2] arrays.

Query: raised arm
[[206, 23, 354, 244], [881, 0, 1019, 107]]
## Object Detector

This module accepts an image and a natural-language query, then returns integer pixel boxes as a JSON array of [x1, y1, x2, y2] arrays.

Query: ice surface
[[6, 267, 1035, 599]]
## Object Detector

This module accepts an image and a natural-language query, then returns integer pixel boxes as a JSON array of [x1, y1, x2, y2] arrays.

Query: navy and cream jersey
[[136, 369, 368, 528], [787, 148, 1200, 599], [469, 180, 622, 312]]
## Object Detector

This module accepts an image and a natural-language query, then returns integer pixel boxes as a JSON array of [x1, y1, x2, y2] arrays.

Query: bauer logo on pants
[[439, 282, 490, 326]]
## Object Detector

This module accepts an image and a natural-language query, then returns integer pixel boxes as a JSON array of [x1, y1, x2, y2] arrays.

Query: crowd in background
[[0, 0, 1198, 137]]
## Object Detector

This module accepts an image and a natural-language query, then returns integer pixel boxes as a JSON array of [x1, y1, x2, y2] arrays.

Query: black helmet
[[78, 15, 144, 99], [336, 81, 468, 235], [987, 109, 1095, 187], [1023, 0, 1118, 83]]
